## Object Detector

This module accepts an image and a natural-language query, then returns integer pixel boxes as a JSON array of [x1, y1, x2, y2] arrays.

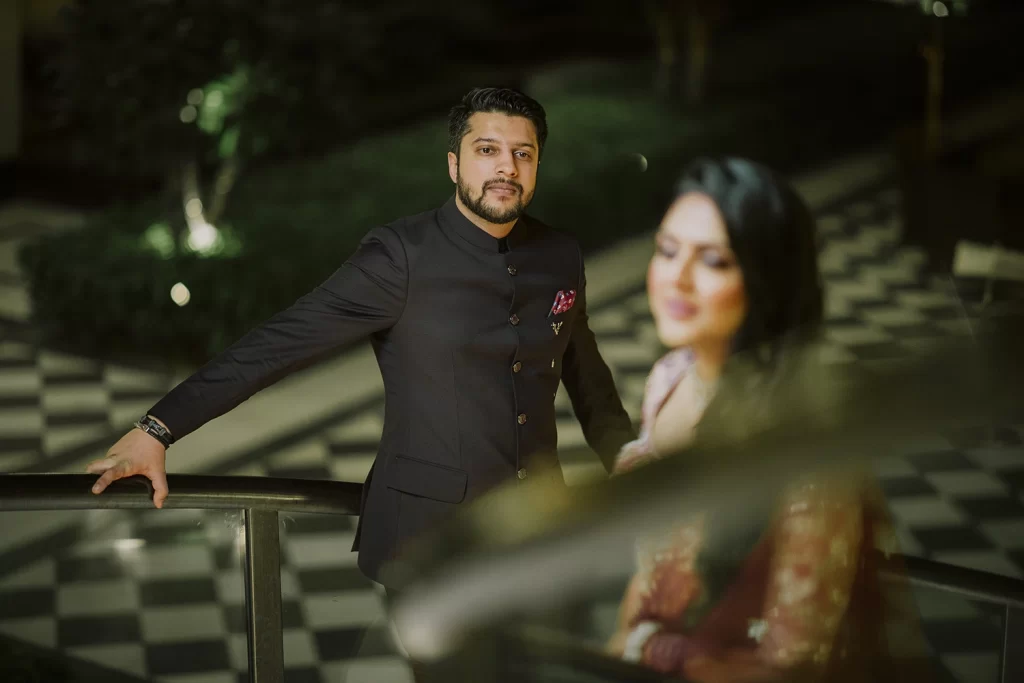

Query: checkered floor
[[1, 180, 1022, 682], [0, 341, 175, 474], [0, 508, 398, 683]]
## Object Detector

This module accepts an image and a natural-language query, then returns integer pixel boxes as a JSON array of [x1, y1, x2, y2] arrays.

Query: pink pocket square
[[549, 290, 577, 316]]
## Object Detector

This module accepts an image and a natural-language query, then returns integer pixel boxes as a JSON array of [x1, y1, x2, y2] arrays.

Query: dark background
[[3, 0, 1023, 368]]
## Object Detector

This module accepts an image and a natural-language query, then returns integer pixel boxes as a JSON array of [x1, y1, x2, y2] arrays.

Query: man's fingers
[[85, 457, 117, 475], [150, 469, 170, 509], [91, 467, 123, 494], [91, 460, 133, 494]]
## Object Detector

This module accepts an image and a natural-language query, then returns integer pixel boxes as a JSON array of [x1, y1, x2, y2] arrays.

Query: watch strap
[[135, 415, 174, 449]]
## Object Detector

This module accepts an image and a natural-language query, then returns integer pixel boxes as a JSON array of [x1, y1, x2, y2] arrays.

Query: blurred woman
[[607, 158, 932, 683]]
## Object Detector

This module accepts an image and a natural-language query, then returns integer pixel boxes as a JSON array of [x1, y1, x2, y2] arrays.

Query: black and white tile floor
[[0, 341, 175, 474], [1, 173, 1022, 682]]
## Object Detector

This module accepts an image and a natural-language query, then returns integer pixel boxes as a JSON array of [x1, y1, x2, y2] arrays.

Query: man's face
[[447, 112, 539, 225]]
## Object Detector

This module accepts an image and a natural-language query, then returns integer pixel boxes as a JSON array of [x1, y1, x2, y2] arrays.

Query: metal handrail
[[0, 473, 679, 682], [3, 474, 1024, 612], [1, 473, 1023, 683], [889, 553, 1024, 610], [0, 473, 362, 683], [0, 473, 362, 514]]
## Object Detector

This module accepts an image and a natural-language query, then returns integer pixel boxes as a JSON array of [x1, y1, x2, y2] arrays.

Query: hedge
[[19, 90, 710, 367]]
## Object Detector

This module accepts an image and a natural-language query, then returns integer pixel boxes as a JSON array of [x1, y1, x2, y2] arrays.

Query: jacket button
[[509, 314, 520, 326], [517, 468, 527, 480], [507, 265, 517, 276], [512, 361, 522, 373], [517, 413, 527, 425]]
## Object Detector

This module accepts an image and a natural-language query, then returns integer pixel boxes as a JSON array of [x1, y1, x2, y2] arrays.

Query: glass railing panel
[[0, 507, 246, 682], [277, 510, 413, 682], [910, 582, 1007, 683]]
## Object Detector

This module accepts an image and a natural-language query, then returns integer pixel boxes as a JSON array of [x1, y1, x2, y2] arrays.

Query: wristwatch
[[134, 415, 174, 449]]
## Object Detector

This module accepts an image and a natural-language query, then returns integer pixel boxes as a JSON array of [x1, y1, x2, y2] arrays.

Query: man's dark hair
[[448, 87, 548, 159]]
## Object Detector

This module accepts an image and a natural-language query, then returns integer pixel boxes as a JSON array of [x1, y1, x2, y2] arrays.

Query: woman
[[607, 158, 932, 682]]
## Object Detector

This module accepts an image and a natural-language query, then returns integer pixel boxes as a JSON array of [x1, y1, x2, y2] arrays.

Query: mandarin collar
[[439, 195, 532, 253]]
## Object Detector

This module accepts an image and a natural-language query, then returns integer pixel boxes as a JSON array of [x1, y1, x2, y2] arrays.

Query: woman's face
[[647, 192, 747, 350]]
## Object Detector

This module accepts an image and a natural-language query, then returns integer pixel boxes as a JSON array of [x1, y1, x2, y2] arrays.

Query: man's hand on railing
[[86, 428, 169, 508]]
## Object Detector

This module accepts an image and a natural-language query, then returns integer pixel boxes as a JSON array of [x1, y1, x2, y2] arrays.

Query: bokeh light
[[170, 282, 191, 306]]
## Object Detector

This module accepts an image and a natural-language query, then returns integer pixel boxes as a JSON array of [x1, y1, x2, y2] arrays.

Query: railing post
[[1002, 606, 1024, 683], [244, 508, 284, 683]]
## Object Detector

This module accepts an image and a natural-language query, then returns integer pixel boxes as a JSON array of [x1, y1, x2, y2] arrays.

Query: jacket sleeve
[[560, 249, 637, 472], [148, 225, 408, 440]]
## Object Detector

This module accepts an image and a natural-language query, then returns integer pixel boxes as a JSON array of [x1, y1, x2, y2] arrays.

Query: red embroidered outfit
[[611, 351, 935, 683]]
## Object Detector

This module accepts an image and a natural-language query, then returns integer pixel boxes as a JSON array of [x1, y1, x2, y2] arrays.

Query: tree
[[918, 0, 972, 158], [875, 0, 971, 158], [646, 0, 730, 104], [47, 0, 448, 254]]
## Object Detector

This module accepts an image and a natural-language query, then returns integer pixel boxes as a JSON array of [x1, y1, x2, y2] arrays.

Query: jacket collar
[[438, 195, 532, 252]]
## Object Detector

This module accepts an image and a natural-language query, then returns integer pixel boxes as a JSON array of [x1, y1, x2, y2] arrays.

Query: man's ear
[[447, 152, 458, 184]]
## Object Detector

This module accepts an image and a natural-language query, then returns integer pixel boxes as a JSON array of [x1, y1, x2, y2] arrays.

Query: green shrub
[[20, 91, 701, 367]]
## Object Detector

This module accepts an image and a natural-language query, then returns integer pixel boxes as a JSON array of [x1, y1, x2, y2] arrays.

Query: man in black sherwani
[[88, 87, 636, 588]]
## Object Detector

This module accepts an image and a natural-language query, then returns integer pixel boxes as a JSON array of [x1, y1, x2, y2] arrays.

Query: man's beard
[[456, 172, 533, 225]]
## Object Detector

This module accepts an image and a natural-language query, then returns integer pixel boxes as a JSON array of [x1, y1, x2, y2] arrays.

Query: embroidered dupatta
[[609, 351, 937, 683]]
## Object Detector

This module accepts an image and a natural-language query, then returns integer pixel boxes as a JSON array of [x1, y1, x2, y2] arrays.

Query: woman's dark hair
[[674, 157, 824, 361], [448, 87, 548, 159]]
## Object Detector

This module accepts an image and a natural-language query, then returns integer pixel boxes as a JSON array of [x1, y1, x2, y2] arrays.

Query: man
[[88, 87, 636, 588]]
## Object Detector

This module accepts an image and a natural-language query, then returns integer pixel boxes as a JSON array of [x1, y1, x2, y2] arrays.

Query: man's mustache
[[483, 180, 522, 193]]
